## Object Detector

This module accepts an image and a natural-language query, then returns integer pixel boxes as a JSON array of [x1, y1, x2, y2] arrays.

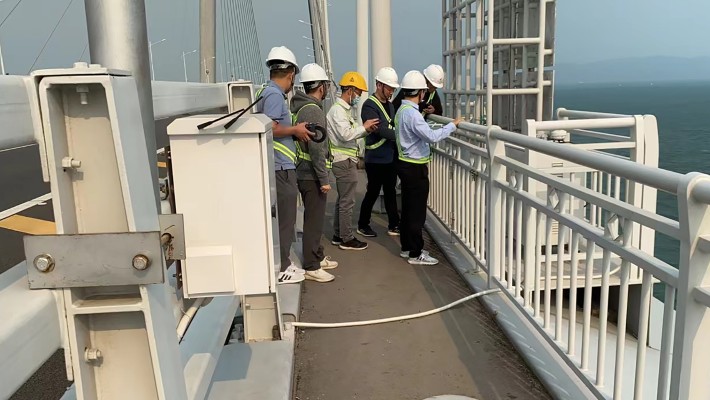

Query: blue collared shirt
[[395, 100, 456, 162], [256, 80, 296, 170]]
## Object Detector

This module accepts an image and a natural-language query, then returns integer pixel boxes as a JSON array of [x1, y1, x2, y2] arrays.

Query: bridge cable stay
[[27, 0, 76, 73], [0, 0, 25, 29], [244, 0, 264, 83]]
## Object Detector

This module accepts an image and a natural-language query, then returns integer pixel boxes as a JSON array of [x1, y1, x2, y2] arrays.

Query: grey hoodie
[[290, 90, 330, 185]]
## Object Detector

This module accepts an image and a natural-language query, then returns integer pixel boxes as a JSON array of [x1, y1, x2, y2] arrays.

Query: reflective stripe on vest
[[295, 142, 333, 169], [273, 141, 297, 163], [330, 102, 359, 157], [394, 104, 431, 164], [426, 91, 435, 105], [293, 103, 333, 168], [364, 95, 391, 151], [258, 86, 298, 163]]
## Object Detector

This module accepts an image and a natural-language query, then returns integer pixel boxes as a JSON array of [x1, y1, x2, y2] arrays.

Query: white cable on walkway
[[292, 288, 501, 328]]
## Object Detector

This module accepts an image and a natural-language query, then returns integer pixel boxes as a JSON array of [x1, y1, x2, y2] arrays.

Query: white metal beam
[[0, 78, 229, 152], [0, 263, 62, 399]]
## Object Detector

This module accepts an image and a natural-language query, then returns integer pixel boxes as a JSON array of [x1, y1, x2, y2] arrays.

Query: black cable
[[0, 0, 24, 29], [197, 96, 264, 130]]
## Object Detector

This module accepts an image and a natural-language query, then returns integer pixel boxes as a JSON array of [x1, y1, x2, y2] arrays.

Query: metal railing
[[427, 111, 710, 399]]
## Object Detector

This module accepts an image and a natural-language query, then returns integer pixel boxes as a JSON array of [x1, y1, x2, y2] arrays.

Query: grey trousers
[[332, 159, 358, 242], [276, 169, 298, 272], [297, 179, 326, 271]]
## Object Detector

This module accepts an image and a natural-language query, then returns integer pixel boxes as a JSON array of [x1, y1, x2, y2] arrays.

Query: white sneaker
[[400, 250, 429, 258], [305, 268, 335, 283], [277, 269, 305, 284], [286, 263, 305, 275], [319, 256, 338, 270], [408, 253, 439, 266]]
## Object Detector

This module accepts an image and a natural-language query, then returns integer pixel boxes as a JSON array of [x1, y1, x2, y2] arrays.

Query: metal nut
[[132, 254, 151, 270], [33, 254, 55, 273], [84, 348, 102, 362]]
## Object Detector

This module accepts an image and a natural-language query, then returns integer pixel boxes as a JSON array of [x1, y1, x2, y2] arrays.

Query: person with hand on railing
[[393, 64, 445, 117], [357, 67, 401, 239], [395, 70, 462, 265], [257, 46, 312, 285], [290, 63, 338, 283], [327, 71, 379, 251]]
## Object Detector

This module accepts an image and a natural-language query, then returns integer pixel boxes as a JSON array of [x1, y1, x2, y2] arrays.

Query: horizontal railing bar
[[569, 129, 631, 142], [534, 118, 637, 130], [497, 156, 682, 239], [490, 128, 684, 194], [692, 286, 710, 309], [496, 182, 681, 287], [571, 142, 636, 151], [496, 158, 680, 239], [557, 108, 630, 119]]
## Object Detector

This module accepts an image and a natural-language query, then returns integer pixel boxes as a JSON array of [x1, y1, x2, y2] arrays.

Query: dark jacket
[[290, 90, 330, 186], [393, 88, 443, 116], [361, 95, 396, 164]]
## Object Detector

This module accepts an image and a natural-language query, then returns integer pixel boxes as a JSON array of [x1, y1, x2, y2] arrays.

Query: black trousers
[[396, 161, 429, 258], [358, 162, 400, 230], [297, 179, 327, 271]]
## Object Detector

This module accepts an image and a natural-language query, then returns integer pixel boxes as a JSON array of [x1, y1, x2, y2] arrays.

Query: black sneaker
[[339, 238, 368, 250], [331, 236, 343, 245], [357, 226, 377, 237], [387, 227, 400, 236]]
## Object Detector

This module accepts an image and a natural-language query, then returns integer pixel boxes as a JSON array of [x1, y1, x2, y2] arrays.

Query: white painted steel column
[[356, 0, 369, 82], [200, 0, 216, 83], [84, 0, 159, 205], [671, 173, 710, 400], [370, 0, 392, 75]]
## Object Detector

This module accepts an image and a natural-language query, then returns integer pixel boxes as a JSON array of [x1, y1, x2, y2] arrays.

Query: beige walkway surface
[[294, 172, 550, 400]]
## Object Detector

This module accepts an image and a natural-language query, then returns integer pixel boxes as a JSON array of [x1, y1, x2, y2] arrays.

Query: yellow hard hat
[[339, 71, 368, 91]]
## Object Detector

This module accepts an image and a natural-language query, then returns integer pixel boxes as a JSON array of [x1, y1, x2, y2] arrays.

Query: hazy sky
[[0, 0, 708, 82]]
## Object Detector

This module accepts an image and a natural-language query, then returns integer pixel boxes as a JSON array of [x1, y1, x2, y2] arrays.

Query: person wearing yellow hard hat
[[327, 71, 379, 251]]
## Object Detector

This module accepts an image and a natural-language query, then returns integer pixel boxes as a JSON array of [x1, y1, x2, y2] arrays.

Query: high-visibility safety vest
[[426, 91, 435, 105], [364, 95, 393, 151], [292, 103, 332, 169], [329, 102, 359, 158], [394, 104, 431, 164], [256, 86, 297, 163]]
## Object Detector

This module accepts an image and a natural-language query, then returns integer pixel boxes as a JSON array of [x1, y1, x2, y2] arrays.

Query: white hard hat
[[374, 67, 399, 88], [266, 46, 300, 74], [423, 64, 445, 88], [400, 70, 428, 90], [300, 63, 329, 83]]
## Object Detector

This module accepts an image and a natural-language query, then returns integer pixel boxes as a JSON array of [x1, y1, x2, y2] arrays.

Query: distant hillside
[[555, 56, 710, 84]]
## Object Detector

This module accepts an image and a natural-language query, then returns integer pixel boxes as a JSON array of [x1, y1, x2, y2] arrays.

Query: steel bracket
[[24, 231, 165, 288]]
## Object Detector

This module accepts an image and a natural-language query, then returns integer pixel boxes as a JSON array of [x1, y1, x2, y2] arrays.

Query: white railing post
[[671, 172, 710, 399], [486, 125, 504, 287]]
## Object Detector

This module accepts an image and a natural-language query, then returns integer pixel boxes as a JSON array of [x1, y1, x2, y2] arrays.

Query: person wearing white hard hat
[[393, 64, 445, 116], [257, 46, 313, 284], [356, 67, 401, 238], [394, 70, 462, 266], [421, 64, 445, 115], [290, 63, 338, 283]]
